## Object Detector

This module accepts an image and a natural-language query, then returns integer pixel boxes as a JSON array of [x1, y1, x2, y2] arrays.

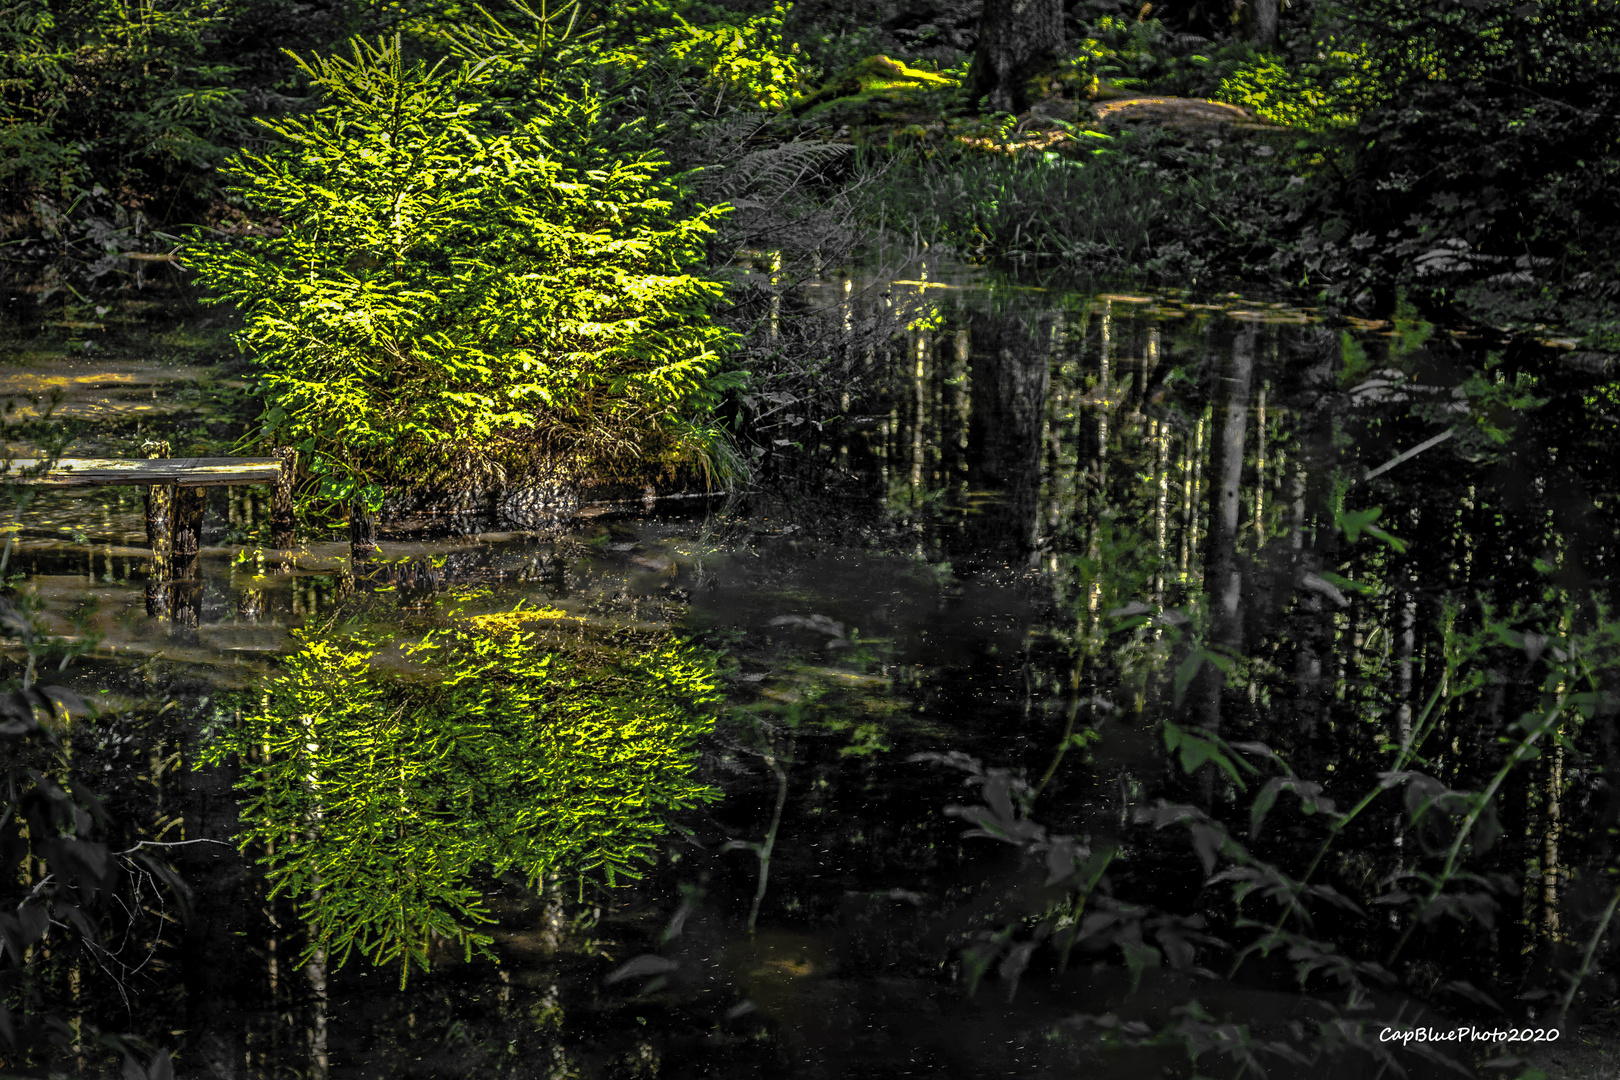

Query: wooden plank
[[2, 457, 282, 487]]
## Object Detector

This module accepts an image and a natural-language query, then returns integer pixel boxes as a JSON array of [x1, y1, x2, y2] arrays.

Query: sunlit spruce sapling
[[187, 36, 739, 517]]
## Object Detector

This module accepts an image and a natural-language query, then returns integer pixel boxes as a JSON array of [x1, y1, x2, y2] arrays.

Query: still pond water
[[5, 262, 1619, 1079]]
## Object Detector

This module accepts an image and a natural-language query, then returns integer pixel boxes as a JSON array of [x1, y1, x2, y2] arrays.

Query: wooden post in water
[[142, 440, 173, 619], [171, 486, 207, 629], [349, 495, 377, 563], [271, 447, 297, 550]]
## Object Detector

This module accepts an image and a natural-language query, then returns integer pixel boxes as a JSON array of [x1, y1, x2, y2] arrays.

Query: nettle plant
[[201, 611, 722, 984], [187, 36, 737, 511]]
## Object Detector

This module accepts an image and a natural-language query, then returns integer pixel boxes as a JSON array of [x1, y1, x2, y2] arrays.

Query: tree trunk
[[1250, 0, 1278, 47], [970, 0, 1065, 114]]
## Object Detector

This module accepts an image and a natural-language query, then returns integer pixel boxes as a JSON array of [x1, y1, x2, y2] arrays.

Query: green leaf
[[1317, 570, 1372, 595], [1120, 939, 1161, 992], [1363, 524, 1408, 553], [358, 483, 385, 514], [1163, 720, 1248, 789], [316, 475, 354, 501], [1334, 505, 1382, 543], [1250, 777, 1283, 839]]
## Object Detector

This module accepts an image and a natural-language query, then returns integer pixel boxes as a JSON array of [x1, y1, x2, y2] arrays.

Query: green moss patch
[[792, 54, 958, 126]]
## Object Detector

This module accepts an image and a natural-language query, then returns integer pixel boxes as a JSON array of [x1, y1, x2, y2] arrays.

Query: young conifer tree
[[188, 35, 735, 510]]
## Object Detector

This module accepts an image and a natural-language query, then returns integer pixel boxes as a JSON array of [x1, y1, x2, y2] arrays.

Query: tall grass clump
[[875, 145, 1170, 276]]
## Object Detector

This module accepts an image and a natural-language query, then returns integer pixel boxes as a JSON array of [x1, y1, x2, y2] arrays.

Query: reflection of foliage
[[0, 676, 185, 1080], [2, 429, 182, 1077], [186, 36, 736, 501], [921, 596, 1620, 1073], [204, 614, 721, 983]]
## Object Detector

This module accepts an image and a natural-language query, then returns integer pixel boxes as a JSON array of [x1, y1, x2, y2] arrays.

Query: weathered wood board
[[3, 457, 282, 487]]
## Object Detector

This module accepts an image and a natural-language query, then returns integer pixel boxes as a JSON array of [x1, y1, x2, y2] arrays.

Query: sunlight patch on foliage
[[1217, 51, 1369, 131], [604, 1, 801, 110]]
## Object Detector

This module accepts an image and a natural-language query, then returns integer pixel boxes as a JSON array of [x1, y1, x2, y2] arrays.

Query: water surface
[[4, 265, 1615, 1078]]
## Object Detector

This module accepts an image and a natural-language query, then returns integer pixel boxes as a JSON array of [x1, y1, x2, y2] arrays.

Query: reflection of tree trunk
[[1197, 325, 1256, 737], [1179, 417, 1204, 578], [1290, 329, 1340, 746], [969, 0, 1065, 113], [307, 949, 328, 1080], [1087, 301, 1111, 611], [144, 440, 174, 619], [1096, 300, 1111, 492], [179, 715, 253, 1080], [1543, 737, 1564, 941], [1153, 420, 1170, 609], [1252, 381, 1267, 547], [966, 309, 1052, 557], [301, 704, 330, 1080], [1044, 310, 1073, 561], [912, 331, 928, 493], [1394, 553, 1417, 748]]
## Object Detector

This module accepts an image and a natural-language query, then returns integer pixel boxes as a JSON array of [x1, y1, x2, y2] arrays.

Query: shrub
[[186, 36, 737, 509]]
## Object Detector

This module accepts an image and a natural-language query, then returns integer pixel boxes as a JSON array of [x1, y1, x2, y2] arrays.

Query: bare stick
[[1363, 428, 1455, 483]]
